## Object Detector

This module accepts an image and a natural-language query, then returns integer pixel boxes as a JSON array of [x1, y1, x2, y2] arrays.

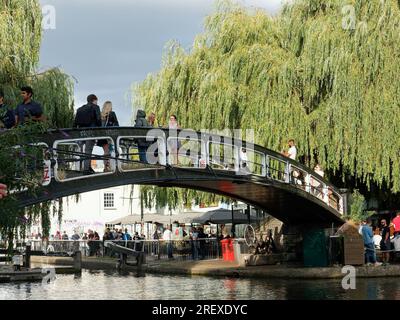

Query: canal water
[[1, 270, 399, 300]]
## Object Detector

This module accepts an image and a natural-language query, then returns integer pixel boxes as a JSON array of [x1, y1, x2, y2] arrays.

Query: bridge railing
[[14, 127, 344, 215]]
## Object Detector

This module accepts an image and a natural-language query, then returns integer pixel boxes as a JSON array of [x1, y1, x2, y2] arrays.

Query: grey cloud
[[39, 0, 282, 125]]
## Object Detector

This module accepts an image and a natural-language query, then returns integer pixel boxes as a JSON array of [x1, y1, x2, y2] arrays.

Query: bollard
[[137, 252, 144, 269], [73, 251, 82, 272], [25, 244, 31, 269]]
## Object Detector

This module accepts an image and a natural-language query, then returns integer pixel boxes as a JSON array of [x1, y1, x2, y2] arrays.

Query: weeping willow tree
[[140, 185, 222, 210], [133, 0, 400, 210], [0, 0, 75, 128], [0, 0, 74, 247]]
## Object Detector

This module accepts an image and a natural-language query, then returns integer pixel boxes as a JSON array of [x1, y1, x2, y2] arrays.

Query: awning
[[190, 208, 259, 224], [106, 211, 207, 226]]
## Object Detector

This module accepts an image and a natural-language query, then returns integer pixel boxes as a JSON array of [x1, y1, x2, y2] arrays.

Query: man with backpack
[[73, 94, 102, 173], [0, 90, 15, 129]]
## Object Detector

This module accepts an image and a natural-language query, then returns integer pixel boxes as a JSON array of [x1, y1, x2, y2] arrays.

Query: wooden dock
[[0, 267, 45, 282]]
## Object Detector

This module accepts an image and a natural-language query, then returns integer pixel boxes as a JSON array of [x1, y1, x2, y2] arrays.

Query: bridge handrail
[[16, 127, 345, 214]]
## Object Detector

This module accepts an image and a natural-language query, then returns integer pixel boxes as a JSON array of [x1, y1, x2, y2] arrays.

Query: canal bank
[[30, 256, 400, 279]]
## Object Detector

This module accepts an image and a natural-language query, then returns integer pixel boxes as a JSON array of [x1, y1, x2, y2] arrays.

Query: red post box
[[221, 238, 235, 261]]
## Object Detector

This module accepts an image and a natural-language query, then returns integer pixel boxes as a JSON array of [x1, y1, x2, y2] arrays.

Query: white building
[[48, 185, 157, 237]]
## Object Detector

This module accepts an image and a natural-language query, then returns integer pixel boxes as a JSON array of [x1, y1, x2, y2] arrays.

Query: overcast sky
[[39, 0, 283, 125]]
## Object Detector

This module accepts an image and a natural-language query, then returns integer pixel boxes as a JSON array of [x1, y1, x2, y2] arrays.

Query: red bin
[[221, 238, 235, 261]]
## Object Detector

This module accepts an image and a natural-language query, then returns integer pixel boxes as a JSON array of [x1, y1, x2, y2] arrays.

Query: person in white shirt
[[163, 225, 174, 259], [282, 139, 297, 160], [163, 226, 172, 241], [239, 148, 250, 174]]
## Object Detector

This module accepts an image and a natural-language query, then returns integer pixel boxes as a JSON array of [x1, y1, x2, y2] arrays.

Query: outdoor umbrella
[[190, 208, 259, 224]]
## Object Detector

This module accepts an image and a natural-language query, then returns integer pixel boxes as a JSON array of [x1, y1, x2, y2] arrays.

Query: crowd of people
[[0, 86, 181, 173], [0, 87, 319, 181], [360, 213, 400, 266]]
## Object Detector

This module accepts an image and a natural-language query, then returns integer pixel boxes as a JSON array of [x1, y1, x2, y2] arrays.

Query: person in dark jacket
[[197, 227, 207, 259], [0, 90, 15, 129], [134, 109, 151, 163], [97, 101, 119, 172], [15, 86, 45, 125], [73, 94, 101, 173]]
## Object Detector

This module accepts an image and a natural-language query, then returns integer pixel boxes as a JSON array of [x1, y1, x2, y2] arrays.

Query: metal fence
[[20, 239, 221, 261]]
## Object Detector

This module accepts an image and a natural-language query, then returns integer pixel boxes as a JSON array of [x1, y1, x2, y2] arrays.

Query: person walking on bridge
[[148, 112, 156, 127], [15, 86, 45, 125], [0, 90, 15, 129], [282, 139, 297, 160], [134, 109, 151, 163], [73, 94, 102, 173], [97, 101, 119, 172]]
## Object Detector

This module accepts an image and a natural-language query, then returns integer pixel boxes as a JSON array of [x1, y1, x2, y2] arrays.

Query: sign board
[[42, 160, 51, 186]]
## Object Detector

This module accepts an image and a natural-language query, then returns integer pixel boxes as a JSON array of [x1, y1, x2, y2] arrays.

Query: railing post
[[323, 184, 329, 204], [339, 188, 349, 216], [305, 174, 311, 193], [261, 154, 267, 177], [159, 134, 167, 166], [265, 155, 270, 178], [202, 133, 209, 168], [25, 243, 31, 269], [235, 144, 241, 173], [285, 162, 291, 183]]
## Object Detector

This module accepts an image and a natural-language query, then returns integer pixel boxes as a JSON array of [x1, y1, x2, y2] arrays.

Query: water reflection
[[0, 271, 398, 300], [223, 278, 238, 300]]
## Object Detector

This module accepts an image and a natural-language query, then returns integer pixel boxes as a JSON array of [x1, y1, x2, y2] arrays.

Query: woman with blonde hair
[[97, 101, 119, 172]]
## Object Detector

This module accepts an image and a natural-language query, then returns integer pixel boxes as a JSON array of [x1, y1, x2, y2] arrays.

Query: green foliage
[[133, 0, 400, 208], [347, 189, 375, 222], [0, 1, 75, 129], [347, 189, 366, 222], [140, 185, 223, 210], [0, 0, 42, 84], [30, 68, 75, 128], [0, 123, 63, 249], [0, 0, 74, 246]]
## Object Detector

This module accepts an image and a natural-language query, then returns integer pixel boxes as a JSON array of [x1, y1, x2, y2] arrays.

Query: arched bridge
[[14, 127, 346, 227]]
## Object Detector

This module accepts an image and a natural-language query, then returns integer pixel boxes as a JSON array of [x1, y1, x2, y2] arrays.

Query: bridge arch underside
[[17, 167, 344, 228]]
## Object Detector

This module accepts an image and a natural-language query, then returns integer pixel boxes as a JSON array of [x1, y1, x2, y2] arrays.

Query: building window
[[104, 193, 115, 209]]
